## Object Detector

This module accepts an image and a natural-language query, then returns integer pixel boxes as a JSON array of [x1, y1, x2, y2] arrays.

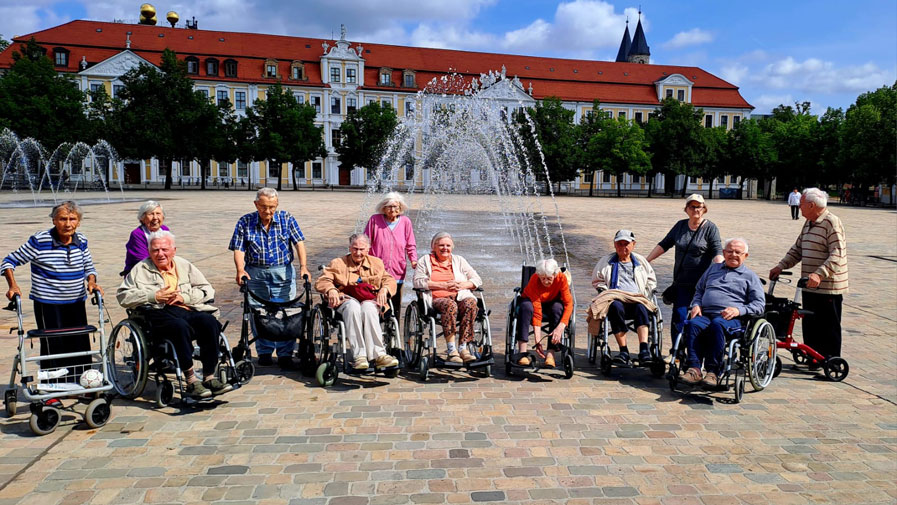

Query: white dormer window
[[346, 67, 357, 83]]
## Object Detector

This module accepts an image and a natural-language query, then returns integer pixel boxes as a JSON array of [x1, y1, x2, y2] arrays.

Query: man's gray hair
[[802, 187, 828, 208], [375, 192, 408, 215], [137, 200, 163, 222], [49, 200, 82, 220], [148, 230, 176, 247], [430, 231, 453, 250], [535, 258, 560, 277], [349, 233, 370, 246], [256, 187, 278, 201], [724, 237, 749, 254]]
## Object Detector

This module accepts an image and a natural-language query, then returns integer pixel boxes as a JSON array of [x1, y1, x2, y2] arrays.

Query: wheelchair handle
[[240, 276, 250, 293], [778, 270, 793, 276], [797, 277, 810, 289]]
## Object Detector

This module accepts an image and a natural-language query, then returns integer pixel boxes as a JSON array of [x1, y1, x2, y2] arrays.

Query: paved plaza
[[0, 190, 894, 505]]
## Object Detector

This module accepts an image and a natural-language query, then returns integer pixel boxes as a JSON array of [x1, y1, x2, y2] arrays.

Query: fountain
[[0, 128, 127, 207]]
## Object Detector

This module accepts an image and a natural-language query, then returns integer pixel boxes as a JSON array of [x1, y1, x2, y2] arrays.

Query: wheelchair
[[310, 295, 402, 387], [587, 290, 666, 378], [666, 313, 776, 403], [505, 265, 575, 379], [403, 287, 494, 381], [107, 308, 243, 407]]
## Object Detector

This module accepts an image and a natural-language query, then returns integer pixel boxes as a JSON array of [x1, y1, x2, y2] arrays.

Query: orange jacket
[[522, 273, 573, 327]]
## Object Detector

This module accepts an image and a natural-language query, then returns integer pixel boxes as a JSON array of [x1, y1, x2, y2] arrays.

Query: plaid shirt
[[228, 210, 305, 267]]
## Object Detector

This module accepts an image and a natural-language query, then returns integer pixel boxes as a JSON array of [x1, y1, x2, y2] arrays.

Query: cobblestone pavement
[[0, 191, 894, 505]]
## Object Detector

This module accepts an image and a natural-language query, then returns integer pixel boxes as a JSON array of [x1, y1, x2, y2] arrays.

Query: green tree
[[0, 35, 9, 52], [645, 98, 704, 196], [842, 82, 897, 198], [694, 126, 728, 199], [107, 49, 222, 190], [725, 118, 776, 199], [517, 96, 578, 193], [573, 100, 610, 196], [336, 101, 399, 182], [586, 115, 650, 197], [816, 107, 844, 187], [762, 104, 819, 198], [0, 38, 89, 148]]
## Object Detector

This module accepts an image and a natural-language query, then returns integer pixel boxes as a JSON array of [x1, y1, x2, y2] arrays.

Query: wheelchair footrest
[[345, 365, 399, 376], [464, 357, 494, 369], [432, 357, 466, 369]]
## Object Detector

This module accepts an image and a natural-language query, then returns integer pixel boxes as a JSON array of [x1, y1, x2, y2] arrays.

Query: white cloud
[[663, 28, 713, 49], [753, 56, 892, 94], [721, 63, 749, 85], [0, 4, 70, 40], [410, 24, 495, 50]]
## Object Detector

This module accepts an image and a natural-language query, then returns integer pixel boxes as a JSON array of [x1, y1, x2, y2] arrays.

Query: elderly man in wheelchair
[[116, 231, 232, 399], [679, 238, 765, 390]]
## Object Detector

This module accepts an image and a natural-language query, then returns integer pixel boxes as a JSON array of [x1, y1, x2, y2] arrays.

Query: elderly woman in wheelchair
[[510, 259, 575, 373]]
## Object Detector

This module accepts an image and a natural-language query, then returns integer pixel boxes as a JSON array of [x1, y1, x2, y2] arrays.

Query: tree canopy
[[336, 101, 399, 174]]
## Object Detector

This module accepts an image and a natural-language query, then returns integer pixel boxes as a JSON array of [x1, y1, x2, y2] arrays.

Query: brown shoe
[[701, 372, 719, 389], [680, 367, 703, 385], [459, 348, 476, 363], [517, 355, 531, 366], [543, 352, 555, 368]]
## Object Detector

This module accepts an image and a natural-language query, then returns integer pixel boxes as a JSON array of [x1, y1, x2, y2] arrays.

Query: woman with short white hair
[[364, 192, 418, 313], [514, 258, 573, 367], [122, 200, 170, 275]]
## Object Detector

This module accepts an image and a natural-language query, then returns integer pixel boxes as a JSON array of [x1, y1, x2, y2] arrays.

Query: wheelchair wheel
[[418, 355, 429, 382], [4, 390, 16, 417], [30, 406, 61, 436], [403, 304, 423, 369], [383, 316, 402, 365], [310, 307, 330, 369], [599, 354, 612, 376], [235, 360, 255, 385], [823, 357, 849, 382], [734, 374, 745, 403], [747, 320, 776, 391], [587, 335, 597, 365], [650, 360, 666, 378], [108, 319, 149, 399], [773, 356, 783, 378], [155, 379, 174, 408], [316, 362, 338, 387], [563, 353, 574, 379], [83, 398, 111, 429]]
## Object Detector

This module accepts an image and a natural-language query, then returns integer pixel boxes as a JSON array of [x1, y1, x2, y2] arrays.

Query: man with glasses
[[680, 238, 764, 388]]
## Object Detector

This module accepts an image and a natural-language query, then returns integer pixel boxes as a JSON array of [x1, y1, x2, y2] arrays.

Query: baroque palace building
[[0, 13, 753, 193]]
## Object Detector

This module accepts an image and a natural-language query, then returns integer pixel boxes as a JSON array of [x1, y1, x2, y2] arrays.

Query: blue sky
[[2, 0, 894, 114]]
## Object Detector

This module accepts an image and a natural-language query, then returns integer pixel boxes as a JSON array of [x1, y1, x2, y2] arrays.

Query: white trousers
[[336, 298, 385, 360]]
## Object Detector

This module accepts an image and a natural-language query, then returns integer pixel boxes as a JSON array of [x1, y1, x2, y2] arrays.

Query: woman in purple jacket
[[364, 192, 418, 314], [121, 200, 170, 276]]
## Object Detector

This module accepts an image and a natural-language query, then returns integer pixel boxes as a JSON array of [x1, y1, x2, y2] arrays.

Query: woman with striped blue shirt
[[2, 201, 104, 373]]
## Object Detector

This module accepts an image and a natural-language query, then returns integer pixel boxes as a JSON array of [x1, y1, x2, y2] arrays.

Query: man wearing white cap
[[591, 230, 657, 364]]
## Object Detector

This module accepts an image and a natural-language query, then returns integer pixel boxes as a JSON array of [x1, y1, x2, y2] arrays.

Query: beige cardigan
[[413, 253, 482, 307], [117, 256, 219, 317]]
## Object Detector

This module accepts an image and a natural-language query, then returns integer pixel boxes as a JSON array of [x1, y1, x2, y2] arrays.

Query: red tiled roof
[[0, 20, 752, 109]]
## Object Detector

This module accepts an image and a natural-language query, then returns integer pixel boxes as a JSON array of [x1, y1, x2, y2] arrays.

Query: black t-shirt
[[658, 219, 722, 286]]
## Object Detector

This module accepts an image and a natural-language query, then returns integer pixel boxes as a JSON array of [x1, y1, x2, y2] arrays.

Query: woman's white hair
[[375, 192, 408, 214], [148, 230, 176, 247], [137, 200, 163, 223], [802, 187, 828, 208], [430, 232, 453, 250], [724, 237, 749, 253], [256, 187, 278, 201], [535, 258, 560, 277], [49, 200, 82, 220]]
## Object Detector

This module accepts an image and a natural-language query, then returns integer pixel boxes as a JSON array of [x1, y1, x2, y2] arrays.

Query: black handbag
[[661, 220, 705, 306]]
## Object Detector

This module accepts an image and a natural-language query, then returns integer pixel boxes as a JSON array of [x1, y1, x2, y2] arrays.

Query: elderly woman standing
[[516, 259, 574, 367], [645, 194, 723, 338], [413, 232, 482, 364], [122, 200, 170, 276], [2, 201, 104, 372], [315, 234, 400, 371], [364, 192, 418, 313]]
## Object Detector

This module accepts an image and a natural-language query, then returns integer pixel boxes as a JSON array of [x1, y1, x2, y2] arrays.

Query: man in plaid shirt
[[230, 188, 310, 369]]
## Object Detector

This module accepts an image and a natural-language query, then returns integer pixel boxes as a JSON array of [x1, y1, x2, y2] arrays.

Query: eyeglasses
[[687, 205, 704, 210]]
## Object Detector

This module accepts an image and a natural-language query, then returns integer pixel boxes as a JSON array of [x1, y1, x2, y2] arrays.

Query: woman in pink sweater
[[364, 192, 418, 314]]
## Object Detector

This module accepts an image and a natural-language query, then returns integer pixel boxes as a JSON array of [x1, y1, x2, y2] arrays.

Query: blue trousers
[[684, 315, 742, 374], [246, 263, 296, 356], [606, 301, 650, 335], [516, 298, 564, 349]]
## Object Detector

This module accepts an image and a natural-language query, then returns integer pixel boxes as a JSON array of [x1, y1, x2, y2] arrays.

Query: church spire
[[615, 19, 631, 63], [628, 10, 650, 64]]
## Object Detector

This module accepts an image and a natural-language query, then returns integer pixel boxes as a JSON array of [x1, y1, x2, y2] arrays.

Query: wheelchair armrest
[[513, 287, 521, 294], [474, 287, 484, 292]]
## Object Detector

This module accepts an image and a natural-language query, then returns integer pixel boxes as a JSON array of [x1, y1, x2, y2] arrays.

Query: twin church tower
[[615, 13, 650, 64]]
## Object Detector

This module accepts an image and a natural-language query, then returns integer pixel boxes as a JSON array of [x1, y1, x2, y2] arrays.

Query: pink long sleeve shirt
[[364, 214, 418, 282]]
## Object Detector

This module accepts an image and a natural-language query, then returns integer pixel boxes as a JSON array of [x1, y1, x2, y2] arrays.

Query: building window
[[332, 129, 342, 148], [618, 111, 626, 119], [235, 91, 246, 110], [689, 176, 698, 184], [346, 67, 356, 83], [268, 161, 280, 178], [705, 114, 713, 128], [218, 162, 229, 177], [717, 176, 725, 184], [405, 162, 414, 181], [295, 163, 306, 180], [330, 66, 340, 83], [312, 162, 322, 179], [265, 59, 278, 78], [379, 68, 392, 85], [181, 160, 191, 177], [602, 171, 612, 183], [582, 171, 593, 183], [405, 101, 415, 117], [224, 59, 237, 78], [331, 96, 341, 114], [294, 92, 305, 104], [369, 98, 377, 106], [381, 99, 391, 109], [310, 96, 321, 113], [206, 58, 219, 76], [347, 97, 357, 113], [403, 71, 415, 88], [677, 89, 685, 101], [634, 111, 643, 123], [237, 161, 248, 178], [89, 82, 103, 94], [217, 90, 229, 107], [197, 88, 209, 100], [185, 56, 199, 74], [290, 61, 305, 80], [733, 116, 741, 126], [720, 115, 729, 128], [53, 48, 69, 67], [665, 89, 673, 98], [112, 84, 124, 98]]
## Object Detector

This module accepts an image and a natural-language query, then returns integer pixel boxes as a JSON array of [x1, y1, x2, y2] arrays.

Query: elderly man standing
[[592, 230, 657, 364], [118, 231, 231, 398], [682, 238, 765, 388], [770, 187, 848, 367], [229, 188, 310, 369]]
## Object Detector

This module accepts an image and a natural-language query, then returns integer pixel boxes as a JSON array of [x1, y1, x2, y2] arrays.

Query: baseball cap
[[613, 229, 635, 243], [685, 194, 705, 205]]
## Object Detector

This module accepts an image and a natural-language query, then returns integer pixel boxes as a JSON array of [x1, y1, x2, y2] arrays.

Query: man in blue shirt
[[681, 238, 765, 388], [230, 188, 310, 369]]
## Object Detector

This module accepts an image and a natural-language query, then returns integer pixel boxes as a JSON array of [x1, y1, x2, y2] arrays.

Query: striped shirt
[[228, 210, 304, 267], [1, 229, 97, 304], [776, 209, 848, 295]]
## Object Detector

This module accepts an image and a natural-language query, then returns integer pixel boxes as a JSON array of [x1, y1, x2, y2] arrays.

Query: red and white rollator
[[4, 292, 114, 435]]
